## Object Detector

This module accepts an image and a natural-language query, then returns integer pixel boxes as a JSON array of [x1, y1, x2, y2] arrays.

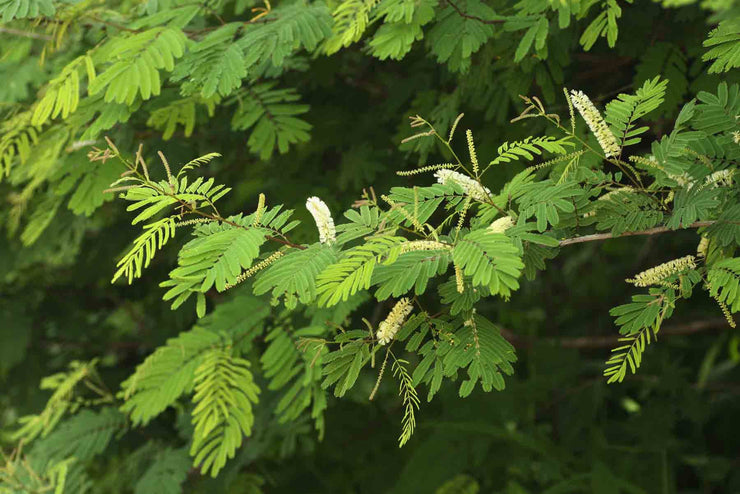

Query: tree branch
[[559, 221, 714, 247]]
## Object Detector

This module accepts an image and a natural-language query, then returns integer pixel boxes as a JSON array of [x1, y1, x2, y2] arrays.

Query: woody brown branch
[[559, 221, 715, 247]]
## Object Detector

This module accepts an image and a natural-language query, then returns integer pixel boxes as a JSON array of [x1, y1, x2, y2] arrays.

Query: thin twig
[[86, 16, 141, 32], [111, 142, 306, 250], [0, 27, 53, 40], [445, 0, 506, 24], [167, 194, 307, 250]]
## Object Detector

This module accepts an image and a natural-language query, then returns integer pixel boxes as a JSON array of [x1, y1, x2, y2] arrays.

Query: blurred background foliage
[[0, 0, 739, 491]]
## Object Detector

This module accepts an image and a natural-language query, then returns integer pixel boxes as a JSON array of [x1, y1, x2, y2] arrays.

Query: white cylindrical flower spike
[[376, 298, 413, 346], [488, 216, 514, 233], [434, 169, 491, 202], [569, 90, 621, 158], [627, 255, 697, 287], [399, 240, 451, 254], [306, 196, 336, 245]]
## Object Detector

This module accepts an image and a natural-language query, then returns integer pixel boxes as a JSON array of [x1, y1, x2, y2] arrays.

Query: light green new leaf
[[702, 19, 740, 74], [605, 77, 667, 148], [708, 258, 740, 313], [452, 230, 523, 298], [89, 28, 186, 105], [369, 0, 435, 60], [372, 249, 451, 300], [253, 244, 338, 309], [316, 235, 405, 306], [32, 56, 95, 126], [609, 290, 675, 336], [161, 221, 268, 309], [324, 0, 378, 54], [0, 0, 54, 21]]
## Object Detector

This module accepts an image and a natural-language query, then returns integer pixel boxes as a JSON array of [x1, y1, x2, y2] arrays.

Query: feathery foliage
[[231, 83, 312, 160], [605, 77, 667, 149], [134, 448, 191, 494], [2, 0, 740, 491], [261, 325, 327, 435], [120, 328, 226, 425], [253, 244, 338, 308], [316, 235, 405, 306], [452, 230, 523, 297], [446, 314, 517, 396], [392, 357, 419, 447], [703, 19, 740, 74], [0, 0, 53, 22], [189, 349, 259, 477], [322, 333, 370, 397], [30, 408, 125, 469], [89, 28, 187, 105]]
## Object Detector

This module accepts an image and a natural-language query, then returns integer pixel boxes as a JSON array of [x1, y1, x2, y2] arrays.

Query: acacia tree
[[0, 0, 739, 492]]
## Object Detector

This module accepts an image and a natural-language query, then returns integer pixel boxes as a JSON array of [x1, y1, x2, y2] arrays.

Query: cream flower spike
[[488, 216, 514, 233], [569, 89, 621, 158], [627, 255, 697, 287], [399, 240, 451, 253], [306, 196, 336, 245], [376, 298, 413, 346], [434, 169, 491, 202], [697, 236, 709, 259], [705, 169, 734, 188]]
